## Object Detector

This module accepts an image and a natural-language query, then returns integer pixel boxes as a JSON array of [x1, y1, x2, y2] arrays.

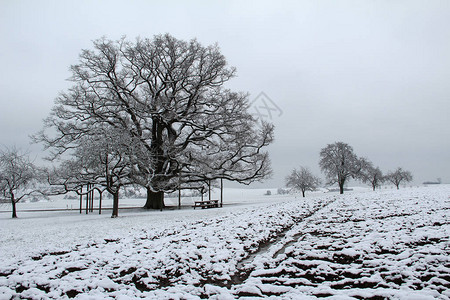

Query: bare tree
[[386, 167, 413, 189], [319, 142, 364, 194], [0, 147, 39, 218], [34, 34, 273, 210], [286, 167, 321, 197], [45, 128, 132, 218], [360, 160, 385, 191]]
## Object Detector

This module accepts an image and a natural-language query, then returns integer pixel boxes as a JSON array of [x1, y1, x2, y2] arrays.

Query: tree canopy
[[35, 34, 273, 213], [360, 161, 384, 191], [0, 147, 40, 218], [386, 168, 413, 189], [319, 142, 365, 194], [285, 167, 321, 197]]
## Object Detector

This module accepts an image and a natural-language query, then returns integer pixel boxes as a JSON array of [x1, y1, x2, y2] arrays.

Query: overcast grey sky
[[1, 0, 449, 187]]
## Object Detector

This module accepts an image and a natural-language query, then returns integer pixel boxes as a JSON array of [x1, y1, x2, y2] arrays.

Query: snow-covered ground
[[0, 185, 448, 299]]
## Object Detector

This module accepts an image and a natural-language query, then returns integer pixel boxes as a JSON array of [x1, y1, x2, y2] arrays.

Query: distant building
[[423, 178, 442, 185]]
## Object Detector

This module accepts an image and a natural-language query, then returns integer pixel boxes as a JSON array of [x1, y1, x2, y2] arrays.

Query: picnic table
[[193, 199, 219, 209]]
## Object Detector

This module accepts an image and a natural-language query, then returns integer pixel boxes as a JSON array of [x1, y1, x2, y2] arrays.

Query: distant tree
[[0, 147, 39, 218], [286, 167, 321, 197], [319, 142, 364, 194], [34, 34, 273, 210], [277, 187, 289, 195], [360, 160, 385, 191], [386, 168, 413, 189]]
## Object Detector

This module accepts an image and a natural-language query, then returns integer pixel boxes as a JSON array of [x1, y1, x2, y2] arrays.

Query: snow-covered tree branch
[[34, 34, 273, 209]]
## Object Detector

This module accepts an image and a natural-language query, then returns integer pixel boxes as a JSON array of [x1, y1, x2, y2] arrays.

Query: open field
[[0, 185, 449, 299]]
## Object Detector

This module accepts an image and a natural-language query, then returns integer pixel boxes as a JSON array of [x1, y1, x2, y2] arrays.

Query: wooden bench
[[193, 199, 219, 209]]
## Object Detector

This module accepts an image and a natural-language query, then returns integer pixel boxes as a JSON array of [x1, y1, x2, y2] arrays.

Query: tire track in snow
[[229, 196, 338, 286]]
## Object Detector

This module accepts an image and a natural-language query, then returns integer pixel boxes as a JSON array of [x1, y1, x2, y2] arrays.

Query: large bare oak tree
[[35, 34, 273, 209]]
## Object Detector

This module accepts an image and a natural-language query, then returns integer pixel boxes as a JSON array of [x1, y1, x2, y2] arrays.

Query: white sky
[[1, 0, 449, 187]]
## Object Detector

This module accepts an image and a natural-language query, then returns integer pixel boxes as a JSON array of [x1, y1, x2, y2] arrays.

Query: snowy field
[[0, 185, 449, 299]]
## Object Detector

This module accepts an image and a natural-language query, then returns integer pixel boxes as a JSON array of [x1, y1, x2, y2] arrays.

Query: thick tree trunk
[[147, 116, 165, 211], [396, 184, 399, 190], [339, 182, 345, 194], [111, 192, 119, 218], [302, 190, 305, 198], [144, 187, 165, 210], [11, 198, 17, 219]]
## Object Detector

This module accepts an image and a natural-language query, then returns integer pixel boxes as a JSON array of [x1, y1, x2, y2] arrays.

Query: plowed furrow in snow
[[231, 189, 450, 299]]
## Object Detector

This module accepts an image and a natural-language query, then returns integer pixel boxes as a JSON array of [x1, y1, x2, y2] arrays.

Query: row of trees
[[1, 34, 273, 218], [286, 142, 413, 197]]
